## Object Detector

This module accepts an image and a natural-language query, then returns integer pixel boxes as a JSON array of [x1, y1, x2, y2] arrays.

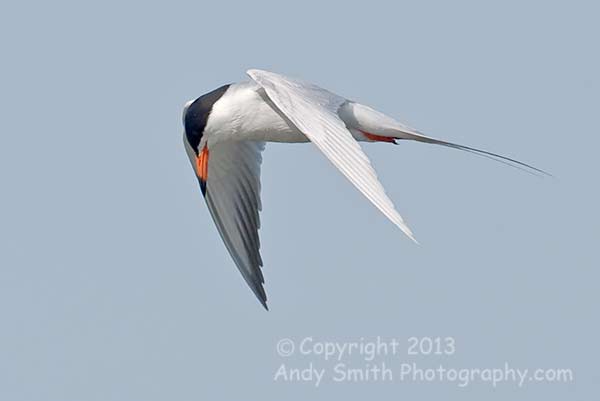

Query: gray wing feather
[[204, 140, 268, 309]]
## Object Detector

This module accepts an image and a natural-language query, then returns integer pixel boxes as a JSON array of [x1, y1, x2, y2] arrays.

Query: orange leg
[[360, 130, 396, 144]]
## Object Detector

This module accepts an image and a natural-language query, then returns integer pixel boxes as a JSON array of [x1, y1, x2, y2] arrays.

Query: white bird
[[183, 69, 547, 309]]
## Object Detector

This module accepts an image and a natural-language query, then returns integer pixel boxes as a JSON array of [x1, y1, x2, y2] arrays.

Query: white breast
[[205, 82, 309, 146]]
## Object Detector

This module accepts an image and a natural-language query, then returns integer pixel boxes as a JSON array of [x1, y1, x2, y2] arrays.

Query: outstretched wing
[[191, 139, 268, 309], [248, 69, 417, 242]]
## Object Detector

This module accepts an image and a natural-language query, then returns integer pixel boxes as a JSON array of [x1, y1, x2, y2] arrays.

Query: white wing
[[247, 69, 417, 242], [203, 140, 268, 309]]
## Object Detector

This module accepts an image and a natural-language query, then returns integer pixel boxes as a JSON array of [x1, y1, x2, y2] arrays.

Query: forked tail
[[341, 102, 551, 177], [396, 132, 551, 177]]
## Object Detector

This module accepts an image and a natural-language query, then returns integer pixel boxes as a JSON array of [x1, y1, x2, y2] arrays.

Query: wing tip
[[396, 221, 419, 245], [246, 68, 263, 79], [251, 282, 269, 311], [405, 230, 420, 245], [255, 290, 269, 311]]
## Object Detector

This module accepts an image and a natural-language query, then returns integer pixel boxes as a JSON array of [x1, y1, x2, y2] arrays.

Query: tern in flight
[[183, 69, 547, 309]]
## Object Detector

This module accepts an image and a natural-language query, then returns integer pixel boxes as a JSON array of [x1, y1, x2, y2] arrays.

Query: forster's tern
[[183, 69, 547, 309]]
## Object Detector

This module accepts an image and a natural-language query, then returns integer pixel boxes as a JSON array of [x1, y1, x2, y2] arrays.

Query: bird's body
[[182, 69, 546, 309], [197, 82, 308, 145], [185, 80, 400, 146]]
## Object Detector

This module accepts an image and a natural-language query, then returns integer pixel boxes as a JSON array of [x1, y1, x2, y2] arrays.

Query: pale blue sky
[[0, 0, 597, 399]]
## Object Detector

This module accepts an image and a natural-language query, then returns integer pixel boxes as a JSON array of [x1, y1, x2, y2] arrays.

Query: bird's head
[[182, 84, 231, 155]]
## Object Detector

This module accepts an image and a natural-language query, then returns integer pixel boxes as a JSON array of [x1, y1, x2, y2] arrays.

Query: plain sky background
[[0, 0, 598, 399]]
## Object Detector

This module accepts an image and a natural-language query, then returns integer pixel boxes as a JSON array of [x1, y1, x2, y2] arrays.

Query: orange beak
[[196, 146, 209, 195]]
